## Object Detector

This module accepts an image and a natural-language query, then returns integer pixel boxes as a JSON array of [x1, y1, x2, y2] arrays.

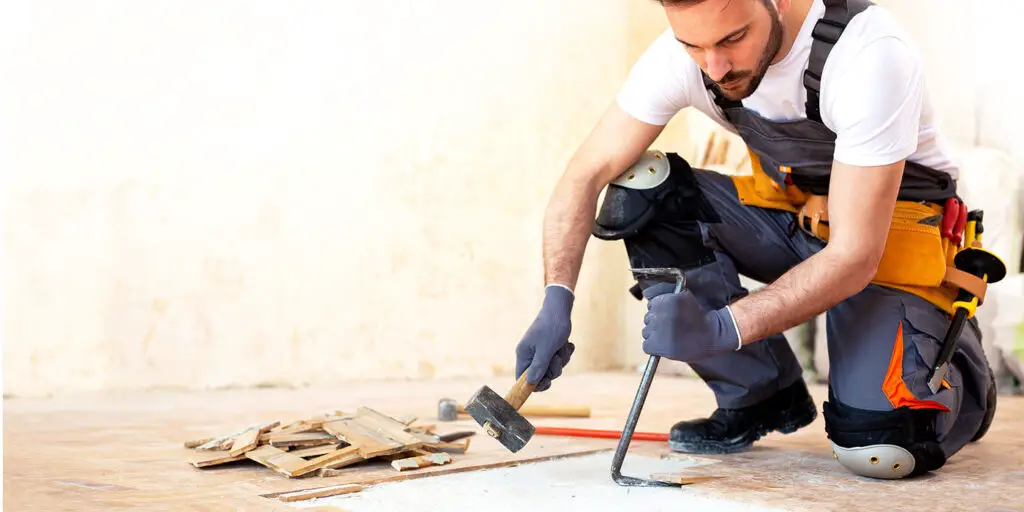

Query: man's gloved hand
[[641, 282, 742, 363], [515, 284, 575, 392]]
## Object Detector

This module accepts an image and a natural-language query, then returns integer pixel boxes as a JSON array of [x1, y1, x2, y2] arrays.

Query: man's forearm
[[542, 175, 602, 291], [729, 247, 875, 344]]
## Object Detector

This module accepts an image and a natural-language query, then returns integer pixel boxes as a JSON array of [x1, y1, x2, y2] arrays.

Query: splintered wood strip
[[193, 425, 252, 451], [228, 429, 261, 457], [395, 414, 417, 425], [268, 432, 338, 448], [263, 422, 316, 438], [195, 421, 279, 451], [377, 448, 436, 462], [183, 437, 213, 449], [276, 484, 363, 503], [273, 420, 308, 432], [408, 431, 440, 444], [246, 445, 314, 477], [390, 452, 452, 472], [306, 411, 348, 428], [650, 473, 725, 485], [285, 446, 363, 477], [288, 443, 341, 458], [423, 438, 470, 454], [318, 448, 366, 471], [353, 407, 425, 448], [261, 448, 611, 499], [189, 450, 249, 468], [323, 418, 405, 458], [318, 468, 347, 477]]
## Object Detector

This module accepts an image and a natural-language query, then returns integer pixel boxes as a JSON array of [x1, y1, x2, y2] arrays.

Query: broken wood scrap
[[423, 438, 470, 454], [194, 421, 280, 451], [184, 407, 458, 479], [268, 432, 338, 449], [189, 450, 248, 468], [406, 424, 435, 434], [276, 484, 363, 503], [289, 443, 342, 458], [228, 428, 262, 457], [391, 452, 452, 472], [183, 437, 213, 449]]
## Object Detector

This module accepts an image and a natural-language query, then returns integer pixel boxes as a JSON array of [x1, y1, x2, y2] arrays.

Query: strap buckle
[[812, 18, 846, 45]]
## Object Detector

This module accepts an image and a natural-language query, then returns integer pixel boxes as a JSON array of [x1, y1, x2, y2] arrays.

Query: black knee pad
[[823, 398, 947, 479], [592, 150, 718, 288]]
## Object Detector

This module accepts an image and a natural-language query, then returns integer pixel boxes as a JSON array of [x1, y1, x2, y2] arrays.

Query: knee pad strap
[[823, 398, 946, 479]]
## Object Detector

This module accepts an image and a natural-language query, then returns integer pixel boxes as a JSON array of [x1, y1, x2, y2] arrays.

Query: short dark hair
[[654, 0, 770, 6]]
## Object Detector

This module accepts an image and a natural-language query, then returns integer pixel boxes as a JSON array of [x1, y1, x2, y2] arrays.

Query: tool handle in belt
[[927, 245, 1006, 393], [505, 372, 536, 411], [941, 198, 959, 242]]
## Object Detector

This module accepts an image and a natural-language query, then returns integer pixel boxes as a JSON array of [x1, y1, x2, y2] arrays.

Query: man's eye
[[722, 34, 745, 46]]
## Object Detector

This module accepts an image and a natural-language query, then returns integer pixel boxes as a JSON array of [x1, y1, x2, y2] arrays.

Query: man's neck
[[771, 0, 814, 65]]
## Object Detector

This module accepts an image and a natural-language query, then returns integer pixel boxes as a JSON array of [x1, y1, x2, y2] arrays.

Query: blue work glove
[[515, 285, 575, 392], [641, 282, 742, 363]]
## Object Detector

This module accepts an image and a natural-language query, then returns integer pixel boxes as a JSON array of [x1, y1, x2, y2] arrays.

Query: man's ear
[[774, 0, 792, 15]]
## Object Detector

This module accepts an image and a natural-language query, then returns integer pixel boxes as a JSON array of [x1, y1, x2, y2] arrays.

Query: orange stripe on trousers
[[882, 322, 950, 412]]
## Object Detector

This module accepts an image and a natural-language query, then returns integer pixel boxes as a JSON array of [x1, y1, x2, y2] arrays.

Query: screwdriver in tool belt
[[927, 216, 1005, 393]]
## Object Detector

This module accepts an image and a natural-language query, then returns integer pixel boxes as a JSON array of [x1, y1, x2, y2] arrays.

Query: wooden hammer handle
[[514, 405, 590, 418], [504, 372, 535, 410], [456, 404, 591, 418]]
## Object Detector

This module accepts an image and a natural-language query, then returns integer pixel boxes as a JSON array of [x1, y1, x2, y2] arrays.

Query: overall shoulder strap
[[701, 71, 743, 120], [804, 0, 874, 123]]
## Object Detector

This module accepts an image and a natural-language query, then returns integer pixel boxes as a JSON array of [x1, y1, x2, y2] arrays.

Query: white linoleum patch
[[287, 450, 784, 512]]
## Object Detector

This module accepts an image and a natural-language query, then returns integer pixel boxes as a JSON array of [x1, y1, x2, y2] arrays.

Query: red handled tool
[[535, 426, 669, 442], [953, 201, 968, 245], [941, 197, 969, 246]]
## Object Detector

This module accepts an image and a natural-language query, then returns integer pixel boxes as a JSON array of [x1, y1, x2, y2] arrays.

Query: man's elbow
[[830, 242, 883, 292]]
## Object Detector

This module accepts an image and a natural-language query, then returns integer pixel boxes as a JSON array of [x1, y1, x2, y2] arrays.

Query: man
[[512, 0, 1003, 480]]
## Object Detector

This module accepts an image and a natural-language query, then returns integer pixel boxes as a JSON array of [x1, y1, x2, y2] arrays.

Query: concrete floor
[[4, 372, 1023, 511]]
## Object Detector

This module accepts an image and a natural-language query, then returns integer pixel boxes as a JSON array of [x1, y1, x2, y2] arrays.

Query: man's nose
[[704, 50, 731, 82]]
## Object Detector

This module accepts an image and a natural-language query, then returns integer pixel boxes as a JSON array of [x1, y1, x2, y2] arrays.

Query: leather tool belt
[[731, 152, 990, 316]]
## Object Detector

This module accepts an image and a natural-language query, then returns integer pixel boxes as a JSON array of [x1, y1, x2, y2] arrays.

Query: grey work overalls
[[630, 0, 993, 460]]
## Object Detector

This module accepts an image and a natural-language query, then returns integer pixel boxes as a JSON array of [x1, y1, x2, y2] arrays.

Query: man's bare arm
[[728, 159, 905, 343], [543, 102, 665, 290]]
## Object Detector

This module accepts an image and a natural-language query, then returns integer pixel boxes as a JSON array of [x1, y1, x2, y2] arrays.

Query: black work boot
[[669, 379, 818, 454]]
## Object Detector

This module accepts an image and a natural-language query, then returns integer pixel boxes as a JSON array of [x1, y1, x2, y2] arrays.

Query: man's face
[[665, 0, 785, 100]]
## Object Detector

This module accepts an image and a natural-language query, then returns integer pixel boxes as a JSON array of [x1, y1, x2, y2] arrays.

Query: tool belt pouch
[[731, 151, 804, 213], [872, 201, 948, 289]]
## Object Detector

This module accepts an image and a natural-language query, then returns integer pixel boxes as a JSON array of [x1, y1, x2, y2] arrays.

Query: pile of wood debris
[[185, 406, 473, 478]]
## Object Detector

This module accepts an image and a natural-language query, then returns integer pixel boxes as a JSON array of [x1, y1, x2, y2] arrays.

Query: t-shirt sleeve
[[821, 36, 925, 167], [615, 30, 692, 126]]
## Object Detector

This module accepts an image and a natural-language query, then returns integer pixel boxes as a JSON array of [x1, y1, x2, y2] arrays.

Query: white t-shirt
[[616, 0, 959, 178]]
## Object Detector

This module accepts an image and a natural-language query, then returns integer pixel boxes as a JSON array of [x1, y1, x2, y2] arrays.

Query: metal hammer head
[[464, 385, 535, 453], [437, 398, 458, 422]]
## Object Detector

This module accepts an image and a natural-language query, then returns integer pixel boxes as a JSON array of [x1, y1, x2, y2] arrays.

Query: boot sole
[[668, 401, 818, 455]]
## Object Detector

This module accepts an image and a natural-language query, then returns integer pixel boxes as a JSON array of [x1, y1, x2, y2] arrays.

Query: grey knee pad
[[823, 398, 947, 480], [593, 151, 718, 298], [592, 149, 674, 241]]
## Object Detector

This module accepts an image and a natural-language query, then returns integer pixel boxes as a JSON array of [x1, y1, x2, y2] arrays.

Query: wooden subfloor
[[4, 372, 1023, 511]]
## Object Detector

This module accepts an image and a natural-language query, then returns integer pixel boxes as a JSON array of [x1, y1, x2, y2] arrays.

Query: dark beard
[[711, 5, 784, 100]]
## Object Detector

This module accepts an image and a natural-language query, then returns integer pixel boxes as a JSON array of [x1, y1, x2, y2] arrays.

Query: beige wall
[[3, 0, 679, 396], [10, 1, 1017, 397]]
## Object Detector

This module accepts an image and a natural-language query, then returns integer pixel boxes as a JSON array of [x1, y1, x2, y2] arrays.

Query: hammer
[[463, 372, 537, 453]]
